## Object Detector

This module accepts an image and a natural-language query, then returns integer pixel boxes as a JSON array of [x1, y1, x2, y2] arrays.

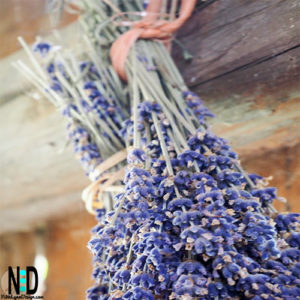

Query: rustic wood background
[[0, 1, 299, 299]]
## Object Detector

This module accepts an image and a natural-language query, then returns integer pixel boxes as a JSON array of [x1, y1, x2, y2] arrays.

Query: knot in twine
[[110, 0, 197, 81]]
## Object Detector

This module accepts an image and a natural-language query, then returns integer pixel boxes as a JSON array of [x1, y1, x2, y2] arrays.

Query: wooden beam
[[208, 94, 300, 157], [173, 0, 300, 98], [0, 94, 89, 234], [193, 47, 300, 100]]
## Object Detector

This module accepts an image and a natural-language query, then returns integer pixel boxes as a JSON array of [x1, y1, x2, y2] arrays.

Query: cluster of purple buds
[[32, 41, 128, 178], [62, 106, 102, 176], [87, 97, 300, 299], [183, 91, 215, 124]]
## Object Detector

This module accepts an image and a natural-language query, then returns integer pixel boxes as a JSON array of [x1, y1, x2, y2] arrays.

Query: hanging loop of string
[[110, 0, 197, 81]]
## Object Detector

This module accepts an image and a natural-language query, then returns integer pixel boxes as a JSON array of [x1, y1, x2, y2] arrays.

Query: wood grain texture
[[173, 0, 300, 97], [192, 47, 300, 100], [0, 93, 89, 234], [208, 95, 300, 156], [171, 0, 300, 159]]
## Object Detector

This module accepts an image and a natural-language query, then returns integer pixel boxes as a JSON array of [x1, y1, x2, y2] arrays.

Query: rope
[[88, 148, 127, 181], [82, 168, 125, 215], [82, 149, 127, 214], [110, 0, 197, 81]]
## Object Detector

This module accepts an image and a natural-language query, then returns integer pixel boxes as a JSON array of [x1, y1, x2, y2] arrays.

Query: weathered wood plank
[[191, 46, 300, 100], [0, 191, 84, 234], [198, 47, 300, 155], [209, 95, 300, 156], [0, 94, 89, 234], [173, 0, 300, 92]]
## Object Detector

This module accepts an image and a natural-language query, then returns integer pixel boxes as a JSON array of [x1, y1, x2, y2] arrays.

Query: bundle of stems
[[17, 0, 300, 299]]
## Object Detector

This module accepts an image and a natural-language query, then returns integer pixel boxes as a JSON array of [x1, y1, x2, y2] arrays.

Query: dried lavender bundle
[[86, 40, 300, 298], [17, 0, 300, 299], [16, 34, 130, 210], [34, 40, 127, 171], [84, 1, 300, 299]]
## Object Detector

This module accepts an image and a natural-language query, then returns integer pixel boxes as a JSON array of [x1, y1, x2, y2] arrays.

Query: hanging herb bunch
[[17, 0, 300, 299]]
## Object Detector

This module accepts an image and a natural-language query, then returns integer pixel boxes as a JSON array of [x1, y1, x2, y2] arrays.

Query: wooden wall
[[0, 0, 77, 59], [44, 212, 95, 299]]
